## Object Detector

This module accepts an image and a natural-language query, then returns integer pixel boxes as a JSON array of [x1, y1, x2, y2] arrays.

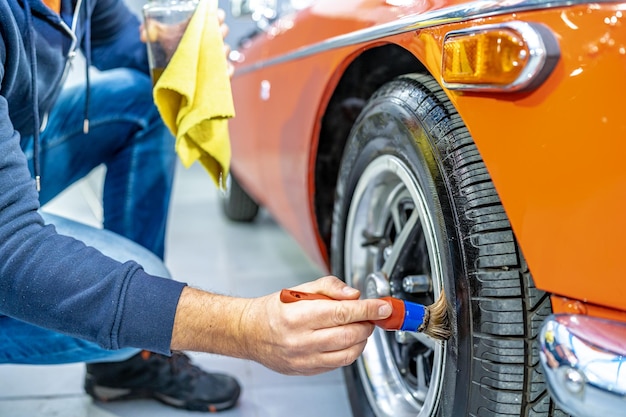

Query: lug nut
[[402, 275, 432, 293]]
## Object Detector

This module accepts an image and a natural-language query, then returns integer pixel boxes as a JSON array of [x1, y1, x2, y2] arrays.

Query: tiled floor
[[0, 162, 353, 417]]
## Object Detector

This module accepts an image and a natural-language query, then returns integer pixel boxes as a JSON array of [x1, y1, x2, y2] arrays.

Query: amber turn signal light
[[441, 22, 560, 92]]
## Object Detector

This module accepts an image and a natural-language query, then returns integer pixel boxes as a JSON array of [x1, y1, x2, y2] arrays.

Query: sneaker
[[85, 351, 241, 412]]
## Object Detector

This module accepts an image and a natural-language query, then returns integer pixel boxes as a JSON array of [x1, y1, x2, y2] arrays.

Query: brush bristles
[[421, 292, 451, 341]]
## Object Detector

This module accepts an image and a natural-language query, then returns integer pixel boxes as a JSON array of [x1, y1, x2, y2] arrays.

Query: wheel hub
[[365, 271, 391, 299]]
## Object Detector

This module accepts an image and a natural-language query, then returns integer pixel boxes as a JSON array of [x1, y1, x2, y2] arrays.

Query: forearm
[[170, 286, 252, 358], [90, 0, 149, 72]]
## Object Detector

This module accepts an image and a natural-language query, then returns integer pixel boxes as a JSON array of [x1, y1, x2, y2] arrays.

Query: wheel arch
[[313, 43, 428, 263]]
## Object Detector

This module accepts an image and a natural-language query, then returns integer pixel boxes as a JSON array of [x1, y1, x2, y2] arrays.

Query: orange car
[[222, 1, 626, 416]]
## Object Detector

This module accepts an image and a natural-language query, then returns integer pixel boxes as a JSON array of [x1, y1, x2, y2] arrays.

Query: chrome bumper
[[539, 314, 626, 417]]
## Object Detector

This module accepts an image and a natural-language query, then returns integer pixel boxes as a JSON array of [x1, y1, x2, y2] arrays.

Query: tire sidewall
[[331, 96, 471, 417]]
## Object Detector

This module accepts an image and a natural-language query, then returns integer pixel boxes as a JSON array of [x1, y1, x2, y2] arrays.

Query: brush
[[279, 288, 451, 341]]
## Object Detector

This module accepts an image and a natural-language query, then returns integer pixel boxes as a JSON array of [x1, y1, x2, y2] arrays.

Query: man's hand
[[216, 8, 235, 78], [139, 8, 233, 77], [171, 276, 392, 375]]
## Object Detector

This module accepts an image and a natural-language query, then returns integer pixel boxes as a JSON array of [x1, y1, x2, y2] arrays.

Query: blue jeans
[[21, 68, 176, 259], [1, 68, 176, 365]]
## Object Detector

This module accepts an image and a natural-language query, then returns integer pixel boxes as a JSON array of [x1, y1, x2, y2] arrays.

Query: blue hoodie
[[0, 0, 186, 355]]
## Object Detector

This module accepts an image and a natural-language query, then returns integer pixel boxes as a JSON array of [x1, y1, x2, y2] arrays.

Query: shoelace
[[160, 352, 206, 380]]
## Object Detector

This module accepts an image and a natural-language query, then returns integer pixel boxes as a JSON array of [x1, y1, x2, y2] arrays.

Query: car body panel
[[229, 0, 626, 316]]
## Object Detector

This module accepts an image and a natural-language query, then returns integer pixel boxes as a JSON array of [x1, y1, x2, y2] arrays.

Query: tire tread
[[393, 73, 566, 417]]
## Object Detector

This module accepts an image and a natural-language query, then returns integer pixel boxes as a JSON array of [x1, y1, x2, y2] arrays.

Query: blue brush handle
[[400, 300, 427, 331]]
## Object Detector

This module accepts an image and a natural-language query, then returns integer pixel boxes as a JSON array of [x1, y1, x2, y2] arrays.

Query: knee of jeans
[[101, 69, 173, 145], [40, 212, 171, 279], [106, 67, 152, 92], [97, 69, 156, 116]]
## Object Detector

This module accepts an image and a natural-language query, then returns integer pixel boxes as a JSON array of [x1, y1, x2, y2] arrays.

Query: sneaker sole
[[154, 388, 240, 412], [85, 376, 241, 412]]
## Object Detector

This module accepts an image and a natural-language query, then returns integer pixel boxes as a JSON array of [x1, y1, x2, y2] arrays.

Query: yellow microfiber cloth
[[153, 0, 234, 188]]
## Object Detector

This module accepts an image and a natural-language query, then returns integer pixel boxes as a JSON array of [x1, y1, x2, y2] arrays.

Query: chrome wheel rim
[[344, 154, 446, 417]]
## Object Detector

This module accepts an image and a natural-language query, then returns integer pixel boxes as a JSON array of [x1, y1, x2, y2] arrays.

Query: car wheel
[[220, 171, 259, 222], [331, 73, 560, 417]]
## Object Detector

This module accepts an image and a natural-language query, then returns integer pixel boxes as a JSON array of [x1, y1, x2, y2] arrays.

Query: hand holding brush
[[280, 288, 451, 341]]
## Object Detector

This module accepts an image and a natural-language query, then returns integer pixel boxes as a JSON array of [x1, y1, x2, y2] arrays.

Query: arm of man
[[89, 0, 150, 72], [171, 276, 392, 375]]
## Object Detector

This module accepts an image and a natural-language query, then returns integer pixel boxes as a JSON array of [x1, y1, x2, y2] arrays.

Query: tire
[[220, 171, 259, 222], [330, 73, 564, 417]]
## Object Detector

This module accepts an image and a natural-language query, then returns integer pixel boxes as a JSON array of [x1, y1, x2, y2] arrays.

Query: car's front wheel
[[331, 73, 562, 417]]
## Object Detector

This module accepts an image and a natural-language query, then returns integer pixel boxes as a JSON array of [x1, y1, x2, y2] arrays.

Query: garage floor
[[0, 162, 353, 417]]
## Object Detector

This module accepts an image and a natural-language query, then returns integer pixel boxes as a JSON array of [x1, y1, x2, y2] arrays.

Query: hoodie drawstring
[[22, 0, 92, 191], [82, 1, 91, 134], [23, 0, 42, 192]]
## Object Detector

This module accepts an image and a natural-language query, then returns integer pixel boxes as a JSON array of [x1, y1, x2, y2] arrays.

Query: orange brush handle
[[279, 289, 334, 302], [279, 289, 406, 331]]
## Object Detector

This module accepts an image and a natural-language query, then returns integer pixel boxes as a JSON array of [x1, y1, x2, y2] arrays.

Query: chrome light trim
[[441, 21, 560, 92], [234, 0, 616, 75], [539, 314, 626, 417]]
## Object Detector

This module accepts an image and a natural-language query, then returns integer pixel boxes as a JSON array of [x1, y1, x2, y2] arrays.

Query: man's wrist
[[170, 286, 249, 357]]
